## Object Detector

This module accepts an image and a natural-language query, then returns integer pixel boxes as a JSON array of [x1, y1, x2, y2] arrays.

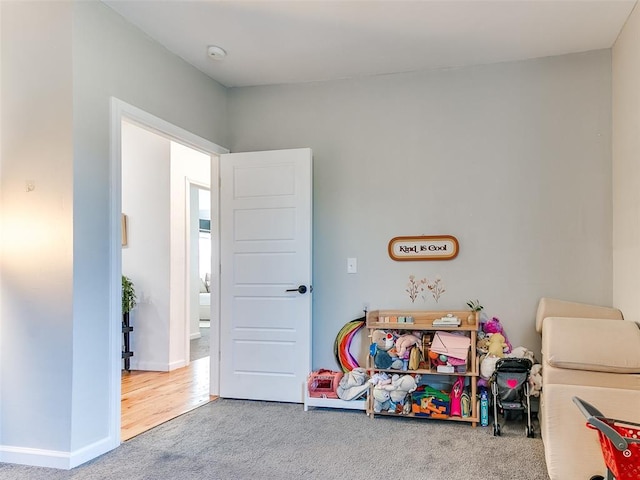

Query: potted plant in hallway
[[122, 275, 137, 371]]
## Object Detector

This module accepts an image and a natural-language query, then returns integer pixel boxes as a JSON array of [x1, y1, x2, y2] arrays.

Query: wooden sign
[[388, 235, 459, 261]]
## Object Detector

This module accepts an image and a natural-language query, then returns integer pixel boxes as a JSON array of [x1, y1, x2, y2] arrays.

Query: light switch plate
[[347, 257, 357, 274]]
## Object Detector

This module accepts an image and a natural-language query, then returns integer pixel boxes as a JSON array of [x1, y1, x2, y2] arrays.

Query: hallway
[[121, 356, 215, 441]]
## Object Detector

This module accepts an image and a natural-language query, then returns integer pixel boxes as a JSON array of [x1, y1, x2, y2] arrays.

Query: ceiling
[[103, 1, 637, 88]]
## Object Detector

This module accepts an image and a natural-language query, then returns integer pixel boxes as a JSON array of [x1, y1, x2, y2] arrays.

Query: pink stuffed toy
[[395, 334, 421, 358], [483, 317, 512, 353]]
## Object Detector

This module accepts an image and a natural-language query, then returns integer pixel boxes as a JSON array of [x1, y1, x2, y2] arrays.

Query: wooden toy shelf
[[366, 309, 479, 426]]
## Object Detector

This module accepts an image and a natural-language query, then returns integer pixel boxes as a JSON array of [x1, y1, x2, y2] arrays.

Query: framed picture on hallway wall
[[122, 214, 128, 247]]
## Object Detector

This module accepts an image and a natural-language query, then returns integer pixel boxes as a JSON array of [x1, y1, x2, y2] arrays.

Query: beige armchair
[[536, 297, 640, 479]]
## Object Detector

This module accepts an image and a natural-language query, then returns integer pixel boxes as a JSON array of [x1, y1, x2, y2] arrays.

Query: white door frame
[[109, 98, 227, 443]]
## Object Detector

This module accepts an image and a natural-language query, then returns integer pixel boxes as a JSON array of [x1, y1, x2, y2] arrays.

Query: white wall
[[613, 3, 640, 321], [169, 142, 210, 368], [1, 0, 228, 468], [0, 1, 74, 462], [122, 126, 211, 372], [228, 50, 613, 369], [122, 121, 171, 371]]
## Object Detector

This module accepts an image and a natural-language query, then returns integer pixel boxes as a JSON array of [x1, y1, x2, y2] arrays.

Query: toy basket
[[573, 397, 640, 480], [587, 420, 640, 479]]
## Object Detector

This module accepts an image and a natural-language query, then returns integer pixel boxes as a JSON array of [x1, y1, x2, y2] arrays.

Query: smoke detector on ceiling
[[207, 45, 227, 60]]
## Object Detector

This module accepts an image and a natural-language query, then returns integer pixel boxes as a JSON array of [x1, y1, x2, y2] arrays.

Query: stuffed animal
[[371, 330, 395, 351], [483, 317, 512, 353], [528, 363, 543, 397], [507, 345, 535, 363], [487, 333, 507, 357], [480, 354, 499, 379], [372, 386, 392, 413], [388, 374, 418, 404], [336, 367, 370, 401], [395, 334, 421, 358], [476, 336, 490, 355], [369, 372, 392, 387]]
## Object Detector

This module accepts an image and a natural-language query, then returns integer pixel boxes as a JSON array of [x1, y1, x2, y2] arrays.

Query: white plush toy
[[372, 387, 392, 413], [369, 372, 392, 387], [528, 363, 543, 397], [388, 374, 418, 404], [480, 354, 499, 379], [507, 346, 535, 363], [482, 345, 538, 380]]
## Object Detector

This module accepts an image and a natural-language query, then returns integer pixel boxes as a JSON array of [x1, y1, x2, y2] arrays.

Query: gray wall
[[70, 0, 228, 455], [228, 50, 613, 369], [1, 0, 228, 466], [1, 0, 74, 455]]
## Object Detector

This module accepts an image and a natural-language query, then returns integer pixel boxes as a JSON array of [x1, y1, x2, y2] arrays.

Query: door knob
[[285, 285, 307, 294]]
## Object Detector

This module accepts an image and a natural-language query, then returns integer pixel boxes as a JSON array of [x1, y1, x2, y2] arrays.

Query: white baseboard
[[69, 436, 118, 469], [0, 445, 71, 469], [190, 331, 201, 340], [128, 359, 186, 372], [129, 359, 169, 372], [168, 359, 186, 371], [0, 435, 117, 470]]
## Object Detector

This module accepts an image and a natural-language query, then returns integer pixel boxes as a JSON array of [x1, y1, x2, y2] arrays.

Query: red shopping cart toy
[[573, 396, 640, 480]]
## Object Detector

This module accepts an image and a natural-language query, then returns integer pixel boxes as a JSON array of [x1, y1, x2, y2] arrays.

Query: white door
[[220, 148, 312, 402]]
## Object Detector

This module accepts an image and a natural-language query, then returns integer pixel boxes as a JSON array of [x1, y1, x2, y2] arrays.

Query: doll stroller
[[573, 396, 640, 480], [490, 357, 534, 437]]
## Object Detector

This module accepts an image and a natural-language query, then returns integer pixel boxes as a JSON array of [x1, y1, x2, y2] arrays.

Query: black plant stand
[[122, 312, 133, 371]]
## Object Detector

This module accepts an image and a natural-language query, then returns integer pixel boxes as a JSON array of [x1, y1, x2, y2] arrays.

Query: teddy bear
[[487, 332, 507, 358], [388, 374, 418, 404], [528, 363, 543, 397], [476, 336, 490, 355], [370, 330, 404, 369], [395, 333, 421, 358], [372, 386, 392, 413], [371, 330, 395, 350]]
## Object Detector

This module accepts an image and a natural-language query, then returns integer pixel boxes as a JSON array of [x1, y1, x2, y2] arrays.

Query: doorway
[[110, 99, 313, 444], [111, 98, 227, 441], [190, 185, 212, 363]]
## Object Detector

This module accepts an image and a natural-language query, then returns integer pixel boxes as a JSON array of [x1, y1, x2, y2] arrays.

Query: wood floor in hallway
[[121, 356, 217, 441]]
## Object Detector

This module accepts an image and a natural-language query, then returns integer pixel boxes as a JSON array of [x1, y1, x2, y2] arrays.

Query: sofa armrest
[[536, 297, 623, 333], [542, 317, 640, 374]]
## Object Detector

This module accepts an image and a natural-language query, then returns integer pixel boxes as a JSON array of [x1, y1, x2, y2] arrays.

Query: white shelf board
[[303, 388, 366, 412]]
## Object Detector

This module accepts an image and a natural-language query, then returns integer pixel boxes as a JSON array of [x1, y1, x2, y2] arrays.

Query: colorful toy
[[450, 376, 465, 417], [483, 317, 512, 353], [334, 317, 365, 372], [307, 369, 343, 399]]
